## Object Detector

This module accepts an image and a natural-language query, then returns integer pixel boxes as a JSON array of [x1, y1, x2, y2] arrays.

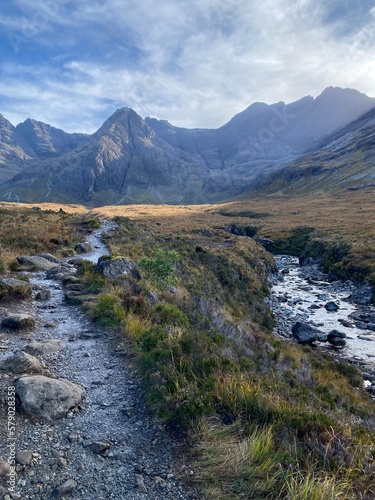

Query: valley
[[0, 194, 374, 499]]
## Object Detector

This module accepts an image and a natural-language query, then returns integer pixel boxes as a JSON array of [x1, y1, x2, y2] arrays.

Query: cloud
[[0, 0, 375, 132]]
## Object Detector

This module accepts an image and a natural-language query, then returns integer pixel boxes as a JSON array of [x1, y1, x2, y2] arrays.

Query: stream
[[0, 222, 196, 500], [270, 255, 375, 384]]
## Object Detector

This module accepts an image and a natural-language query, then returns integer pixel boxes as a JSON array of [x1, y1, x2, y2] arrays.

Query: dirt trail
[[0, 223, 197, 499]]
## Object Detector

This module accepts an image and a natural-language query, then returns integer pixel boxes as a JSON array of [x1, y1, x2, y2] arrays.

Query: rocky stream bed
[[270, 255, 375, 393], [0, 222, 198, 500]]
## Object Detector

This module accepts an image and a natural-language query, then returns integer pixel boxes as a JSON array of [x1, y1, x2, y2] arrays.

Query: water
[[271, 255, 375, 370]]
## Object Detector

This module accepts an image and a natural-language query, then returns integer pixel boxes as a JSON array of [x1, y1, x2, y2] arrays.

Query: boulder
[[349, 284, 374, 306], [327, 329, 347, 347], [96, 256, 141, 281], [2, 313, 35, 329], [75, 242, 92, 253], [39, 253, 60, 263], [325, 301, 339, 312], [45, 263, 76, 280], [1, 351, 43, 374], [23, 339, 65, 356], [292, 322, 322, 344], [15, 375, 85, 419], [17, 255, 57, 270], [35, 288, 51, 300], [327, 330, 346, 340], [51, 479, 78, 498], [0, 277, 32, 299]]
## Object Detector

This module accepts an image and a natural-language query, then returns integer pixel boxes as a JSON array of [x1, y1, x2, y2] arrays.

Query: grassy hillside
[[1, 199, 375, 498]]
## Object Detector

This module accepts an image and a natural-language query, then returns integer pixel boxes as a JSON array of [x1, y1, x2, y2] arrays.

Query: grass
[[0, 196, 375, 498], [69, 214, 375, 499]]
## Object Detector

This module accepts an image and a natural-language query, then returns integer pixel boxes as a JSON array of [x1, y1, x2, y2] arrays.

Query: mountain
[[248, 104, 375, 196], [16, 119, 90, 158], [0, 87, 374, 205]]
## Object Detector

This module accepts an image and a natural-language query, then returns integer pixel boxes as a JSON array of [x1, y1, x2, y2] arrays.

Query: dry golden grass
[[86, 189, 375, 244], [4, 189, 375, 245]]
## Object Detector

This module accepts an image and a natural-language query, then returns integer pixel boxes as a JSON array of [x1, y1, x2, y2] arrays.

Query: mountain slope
[[0, 87, 375, 205], [0, 108, 212, 205], [16, 119, 90, 158], [249, 105, 375, 195]]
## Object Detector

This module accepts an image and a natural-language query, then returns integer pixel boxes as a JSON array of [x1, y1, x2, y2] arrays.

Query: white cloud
[[1, 0, 375, 131]]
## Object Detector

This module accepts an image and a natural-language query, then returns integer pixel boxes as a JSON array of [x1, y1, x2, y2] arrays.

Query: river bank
[[269, 255, 375, 392]]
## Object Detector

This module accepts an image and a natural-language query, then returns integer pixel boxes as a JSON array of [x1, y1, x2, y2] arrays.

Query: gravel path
[[0, 224, 199, 499]]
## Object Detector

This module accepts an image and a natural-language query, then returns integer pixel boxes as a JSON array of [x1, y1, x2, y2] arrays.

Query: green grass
[[79, 216, 375, 499]]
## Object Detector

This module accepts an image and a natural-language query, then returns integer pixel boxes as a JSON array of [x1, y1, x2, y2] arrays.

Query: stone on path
[[0, 277, 32, 299], [1, 351, 43, 374], [51, 479, 78, 498], [39, 253, 60, 263], [23, 339, 65, 356], [17, 255, 57, 271], [15, 375, 85, 420], [2, 314, 36, 329], [35, 288, 51, 300], [15, 450, 33, 466]]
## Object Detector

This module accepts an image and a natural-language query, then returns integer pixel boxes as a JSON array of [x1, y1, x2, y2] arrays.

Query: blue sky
[[1, 0, 375, 132]]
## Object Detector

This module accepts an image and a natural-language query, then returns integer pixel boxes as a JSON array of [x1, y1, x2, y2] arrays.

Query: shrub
[[139, 248, 179, 288]]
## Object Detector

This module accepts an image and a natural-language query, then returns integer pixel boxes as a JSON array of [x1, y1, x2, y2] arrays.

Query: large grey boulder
[[1, 351, 43, 374], [17, 255, 57, 270], [96, 256, 140, 281], [292, 322, 322, 344], [2, 313, 35, 329], [15, 375, 85, 420], [0, 277, 32, 299]]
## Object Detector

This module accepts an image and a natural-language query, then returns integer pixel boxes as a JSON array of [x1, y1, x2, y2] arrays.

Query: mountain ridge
[[1, 86, 374, 205]]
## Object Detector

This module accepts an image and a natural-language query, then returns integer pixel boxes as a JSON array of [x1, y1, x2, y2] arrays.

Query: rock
[[15, 450, 33, 466], [96, 256, 141, 281], [23, 339, 65, 356], [39, 253, 60, 263], [338, 319, 353, 328], [0, 277, 32, 299], [292, 322, 322, 344], [51, 479, 78, 498], [16, 255, 57, 270], [327, 330, 347, 347], [202, 229, 213, 237], [89, 440, 113, 456], [75, 242, 92, 253], [325, 301, 339, 312], [35, 288, 51, 300], [328, 330, 347, 340], [15, 375, 85, 419], [276, 295, 288, 303], [0, 457, 11, 479], [46, 263, 75, 280], [366, 385, 375, 395], [349, 284, 374, 306], [1, 351, 43, 374], [136, 474, 147, 493], [2, 314, 36, 329], [55, 457, 68, 468]]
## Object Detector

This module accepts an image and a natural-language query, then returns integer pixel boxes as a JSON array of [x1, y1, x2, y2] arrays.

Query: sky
[[1, 0, 375, 133]]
